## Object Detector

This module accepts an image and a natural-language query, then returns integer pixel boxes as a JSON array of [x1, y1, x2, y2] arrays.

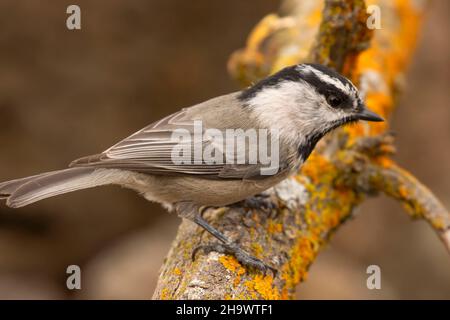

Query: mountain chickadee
[[0, 63, 383, 272]]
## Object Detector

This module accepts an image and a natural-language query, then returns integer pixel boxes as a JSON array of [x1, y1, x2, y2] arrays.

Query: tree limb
[[153, 0, 449, 299], [374, 163, 450, 252]]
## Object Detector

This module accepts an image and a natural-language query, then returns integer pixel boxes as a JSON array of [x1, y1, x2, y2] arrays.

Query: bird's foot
[[235, 194, 276, 213], [181, 205, 276, 274], [192, 241, 277, 275]]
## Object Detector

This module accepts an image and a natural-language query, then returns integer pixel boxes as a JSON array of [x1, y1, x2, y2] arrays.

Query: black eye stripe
[[298, 71, 352, 108], [327, 95, 342, 107]]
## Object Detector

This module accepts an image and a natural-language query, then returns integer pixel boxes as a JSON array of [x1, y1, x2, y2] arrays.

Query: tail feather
[[0, 172, 55, 197], [0, 167, 113, 208]]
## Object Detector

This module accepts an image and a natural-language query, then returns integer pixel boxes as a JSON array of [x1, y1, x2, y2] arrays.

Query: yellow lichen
[[227, 0, 424, 301], [157, 0, 430, 300], [173, 268, 182, 276], [398, 185, 410, 199], [244, 275, 281, 300], [375, 156, 394, 168], [219, 255, 246, 287], [220, 255, 244, 273], [356, 0, 423, 124], [251, 242, 264, 258], [300, 153, 335, 185], [160, 288, 172, 300], [281, 236, 316, 293], [267, 220, 283, 234]]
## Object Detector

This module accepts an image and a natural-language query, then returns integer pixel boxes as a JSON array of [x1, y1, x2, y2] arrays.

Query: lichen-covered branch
[[153, 0, 449, 299], [309, 0, 373, 72], [373, 164, 450, 251], [360, 160, 450, 251], [333, 133, 450, 251]]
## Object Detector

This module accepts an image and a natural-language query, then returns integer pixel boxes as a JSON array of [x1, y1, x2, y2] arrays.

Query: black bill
[[357, 104, 384, 122]]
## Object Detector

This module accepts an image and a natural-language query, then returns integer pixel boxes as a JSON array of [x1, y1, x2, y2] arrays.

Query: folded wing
[[70, 110, 276, 180]]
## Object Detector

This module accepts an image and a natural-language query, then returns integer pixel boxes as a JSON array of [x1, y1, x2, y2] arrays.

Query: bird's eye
[[327, 95, 342, 108]]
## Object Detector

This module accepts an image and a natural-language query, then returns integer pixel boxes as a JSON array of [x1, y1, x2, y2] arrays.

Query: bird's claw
[[192, 242, 277, 275], [239, 194, 276, 215]]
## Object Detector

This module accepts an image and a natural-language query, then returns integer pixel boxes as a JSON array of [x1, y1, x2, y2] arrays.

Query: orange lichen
[[374, 156, 394, 168], [160, 288, 172, 300], [232, 0, 427, 301], [251, 211, 262, 225], [155, 0, 434, 300], [220, 256, 244, 274], [244, 275, 281, 300], [251, 242, 264, 258], [300, 153, 335, 185], [173, 268, 182, 276], [278, 151, 362, 296], [428, 217, 445, 231], [277, 175, 362, 298], [267, 220, 283, 234], [356, 0, 423, 123], [281, 237, 316, 292], [398, 185, 410, 199], [304, 210, 320, 226], [219, 255, 246, 288]]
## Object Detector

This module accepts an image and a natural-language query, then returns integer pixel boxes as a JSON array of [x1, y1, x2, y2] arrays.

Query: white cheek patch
[[246, 81, 307, 144], [246, 80, 344, 147]]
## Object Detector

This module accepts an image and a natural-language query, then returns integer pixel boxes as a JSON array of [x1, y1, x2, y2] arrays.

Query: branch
[[153, 0, 448, 299], [334, 133, 450, 252], [374, 164, 450, 251]]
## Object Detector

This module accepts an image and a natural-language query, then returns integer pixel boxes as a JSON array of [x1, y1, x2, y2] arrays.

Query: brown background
[[0, 0, 448, 299]]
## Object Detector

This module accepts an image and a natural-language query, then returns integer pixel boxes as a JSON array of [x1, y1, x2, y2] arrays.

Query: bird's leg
[[175, 203, 275, 274], [192, 214, 276, 274], [192, 212, 229, 243]]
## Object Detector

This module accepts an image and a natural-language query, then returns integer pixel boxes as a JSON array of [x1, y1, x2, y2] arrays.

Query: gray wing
[[70, 106, 280, 180]]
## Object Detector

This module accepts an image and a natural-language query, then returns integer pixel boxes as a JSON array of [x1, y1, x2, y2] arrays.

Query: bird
[[0, 63, 383, 272]]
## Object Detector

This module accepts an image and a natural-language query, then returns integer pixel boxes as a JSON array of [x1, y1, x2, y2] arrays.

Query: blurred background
[[0, 0, 448, 299]]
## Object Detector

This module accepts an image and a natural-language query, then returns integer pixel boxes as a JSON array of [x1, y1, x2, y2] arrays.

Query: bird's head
[[240, 63, 383, 155]]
